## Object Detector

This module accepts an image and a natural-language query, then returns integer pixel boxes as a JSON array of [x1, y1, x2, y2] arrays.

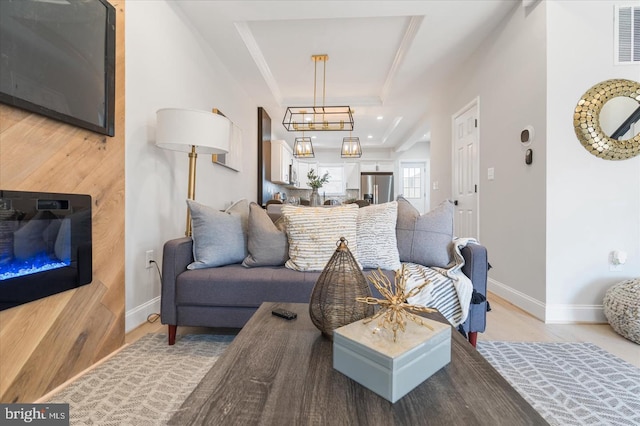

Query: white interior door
[[452, 101, 479, 239], [400, 161, 428, 214]]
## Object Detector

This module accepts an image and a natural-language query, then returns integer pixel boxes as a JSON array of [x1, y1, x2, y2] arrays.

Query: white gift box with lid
[[333, 316, 451, 403]]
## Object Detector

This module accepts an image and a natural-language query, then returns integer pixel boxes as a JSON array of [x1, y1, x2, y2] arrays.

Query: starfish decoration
[[356, 265, 437, 342]]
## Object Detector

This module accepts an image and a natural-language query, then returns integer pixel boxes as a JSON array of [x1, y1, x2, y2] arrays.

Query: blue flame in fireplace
[[0, 252, 70, 281]]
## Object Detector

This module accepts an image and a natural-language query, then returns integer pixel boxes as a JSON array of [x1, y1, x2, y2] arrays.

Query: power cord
[[150, 259, 162, 281], [147, 313, 160, 323], [146, 260, 163, 323]]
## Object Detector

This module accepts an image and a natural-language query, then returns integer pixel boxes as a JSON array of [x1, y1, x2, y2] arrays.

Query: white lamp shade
[[156, 108, 230, 154]]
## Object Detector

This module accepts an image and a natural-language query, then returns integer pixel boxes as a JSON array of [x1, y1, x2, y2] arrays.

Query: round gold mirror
[[573, 79, 640, 160]]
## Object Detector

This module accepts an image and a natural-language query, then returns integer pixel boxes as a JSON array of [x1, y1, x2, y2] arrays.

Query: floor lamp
[[156, 108, 230, 237]]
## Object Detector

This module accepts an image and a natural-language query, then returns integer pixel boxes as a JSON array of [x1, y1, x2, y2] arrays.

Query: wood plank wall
[[0, 0, 125, 402]]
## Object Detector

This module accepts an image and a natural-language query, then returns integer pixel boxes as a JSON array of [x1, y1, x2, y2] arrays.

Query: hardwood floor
[[126, 293, 639, 368], [479, 293, 639, 367]]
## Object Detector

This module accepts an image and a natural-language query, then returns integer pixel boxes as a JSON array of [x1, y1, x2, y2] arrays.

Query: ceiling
[[173, 1, 519, 152]]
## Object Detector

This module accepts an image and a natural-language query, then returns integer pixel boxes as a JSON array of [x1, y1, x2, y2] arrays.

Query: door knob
[[454, 200, 459, 206]]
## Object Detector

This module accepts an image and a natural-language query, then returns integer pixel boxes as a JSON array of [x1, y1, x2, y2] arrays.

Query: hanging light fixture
[[341, 132, 362, 158], [293, 132, 315, 158], [283, 54, 354, 132]]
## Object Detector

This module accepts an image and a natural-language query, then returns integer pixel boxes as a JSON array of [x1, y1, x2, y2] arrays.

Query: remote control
[[272, 308, 297, 320]]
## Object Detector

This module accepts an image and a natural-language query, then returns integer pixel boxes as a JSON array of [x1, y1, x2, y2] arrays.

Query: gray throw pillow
[[242, 202, 289, 267], [226, 198, 250, 257], [396, 197, 454, 268], [186, 199, 247, 269]]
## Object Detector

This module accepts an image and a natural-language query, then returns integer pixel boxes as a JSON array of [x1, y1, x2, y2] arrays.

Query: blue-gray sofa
[[160, 236, 488, 346]]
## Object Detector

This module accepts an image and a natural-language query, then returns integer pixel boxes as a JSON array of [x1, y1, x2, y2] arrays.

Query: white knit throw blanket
[[403, 238, 476, 327]]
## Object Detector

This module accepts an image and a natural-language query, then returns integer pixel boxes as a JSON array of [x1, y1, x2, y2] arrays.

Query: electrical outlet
[[145, 250, 155, 269]]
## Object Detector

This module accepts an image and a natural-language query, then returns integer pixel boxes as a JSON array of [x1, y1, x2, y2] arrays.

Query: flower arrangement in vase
[[307, 169, 329, 206]]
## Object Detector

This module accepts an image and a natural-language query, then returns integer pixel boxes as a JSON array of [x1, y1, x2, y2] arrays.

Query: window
[[402, 166, 422, 199]]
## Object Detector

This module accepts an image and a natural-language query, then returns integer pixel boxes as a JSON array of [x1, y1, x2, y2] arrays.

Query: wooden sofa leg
[[168, 325, 177, 345], [468, 331, 478, 347]]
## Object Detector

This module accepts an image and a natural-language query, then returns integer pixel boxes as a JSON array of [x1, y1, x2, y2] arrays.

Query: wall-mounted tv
[[0, 0, 116, 136]]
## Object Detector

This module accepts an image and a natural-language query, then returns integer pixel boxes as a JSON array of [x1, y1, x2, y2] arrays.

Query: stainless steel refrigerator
[[361, 172, 394, 204]]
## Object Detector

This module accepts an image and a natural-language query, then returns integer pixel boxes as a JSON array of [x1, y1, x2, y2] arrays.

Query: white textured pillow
[[357, 201, 401, 270], [282, 204, 359, 271]]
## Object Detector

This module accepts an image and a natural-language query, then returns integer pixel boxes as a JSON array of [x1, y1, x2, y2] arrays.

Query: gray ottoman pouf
[[603, 278, 640, 344]]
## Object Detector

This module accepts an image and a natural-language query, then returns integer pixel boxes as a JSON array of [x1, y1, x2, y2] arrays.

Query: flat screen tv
[[0, 0, 115, 136]]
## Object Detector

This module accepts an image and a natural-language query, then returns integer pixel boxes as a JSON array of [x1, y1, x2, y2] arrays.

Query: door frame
[[398, 159, 429, 214], [451, 97, 480, 240]]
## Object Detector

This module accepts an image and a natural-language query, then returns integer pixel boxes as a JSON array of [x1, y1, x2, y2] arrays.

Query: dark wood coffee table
[[169, 302, 548, 425]]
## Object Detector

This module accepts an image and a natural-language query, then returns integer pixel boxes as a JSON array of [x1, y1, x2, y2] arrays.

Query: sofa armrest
[[160, 237, 194, 325], [460, 243, 488, 296], [460, 243, 488, 333]]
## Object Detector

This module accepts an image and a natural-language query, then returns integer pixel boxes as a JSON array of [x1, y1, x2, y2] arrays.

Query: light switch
[[487, 167, 495, 180]]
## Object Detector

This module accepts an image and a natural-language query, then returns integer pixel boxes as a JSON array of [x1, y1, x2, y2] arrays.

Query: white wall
[[430, 0, 640, 323], [546, 1, 640, 322], [124, 1, 259, 331], [428, 3, 548, 315]]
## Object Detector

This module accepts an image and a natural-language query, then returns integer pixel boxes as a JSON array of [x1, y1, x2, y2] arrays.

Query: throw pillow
[[356, 201, 401, 270], [396, 197, 454, 268], [242, 202, 289, 267], [186, 199, 247, 269], [282, 204, 359, 271], [226, 198, 250, 255]]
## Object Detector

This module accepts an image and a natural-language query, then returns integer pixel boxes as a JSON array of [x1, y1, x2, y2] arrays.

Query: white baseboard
[[545, 304, 607, 324], [125, 296, 161, 333], [488, 278, 606, 324], [488, 277, 546, 321]]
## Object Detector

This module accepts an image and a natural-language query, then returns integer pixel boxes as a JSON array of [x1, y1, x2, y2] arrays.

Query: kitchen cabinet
[[377, 162, 395, 172], [270, 140, 292, 184], [361, 161, 394, 173], [344, 162, 360, 190], [318, 164, 344, 195], [296, 161, 318, 189]]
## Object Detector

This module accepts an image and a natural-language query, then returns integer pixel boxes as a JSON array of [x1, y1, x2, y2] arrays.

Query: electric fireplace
[[0, 190, 92, 311]]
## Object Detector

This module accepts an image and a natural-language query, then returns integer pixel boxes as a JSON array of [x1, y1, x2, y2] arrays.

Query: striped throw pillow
[[282, 204, 359, 271], [356, 201, 401, 270]]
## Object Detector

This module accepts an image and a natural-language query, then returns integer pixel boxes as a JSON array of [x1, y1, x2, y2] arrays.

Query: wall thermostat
[[525, 149, 533, 165], [520, 125, 534, 146]]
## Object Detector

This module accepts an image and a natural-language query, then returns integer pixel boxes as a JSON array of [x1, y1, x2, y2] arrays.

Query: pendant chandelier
[[293, 133, 315, 158], [341, 133, 362, 158], [282, 55, 354, 132]]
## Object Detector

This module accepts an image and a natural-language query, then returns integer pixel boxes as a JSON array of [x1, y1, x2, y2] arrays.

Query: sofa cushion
[[282, 204, 359, 271], [175, 264, 394, 307], [396, 197, 454, 268], [356, 201, 401, 270], [186, 199, 248, 269], [242, 202, 289, 267]]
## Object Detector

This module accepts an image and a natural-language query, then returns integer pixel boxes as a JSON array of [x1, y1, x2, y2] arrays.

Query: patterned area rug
[[477, 341, 640, 426], [46, 334, 234, 425], [46, 336, 639, 425]]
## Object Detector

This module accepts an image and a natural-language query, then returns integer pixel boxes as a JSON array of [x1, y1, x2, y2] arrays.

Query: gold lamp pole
[[185, 145, 197, 236], [156, 108, 231, 236]]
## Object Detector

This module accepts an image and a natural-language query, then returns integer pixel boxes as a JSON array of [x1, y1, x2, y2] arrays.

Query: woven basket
[[309, 237, 374, 339], [603, 278, 640, 344]]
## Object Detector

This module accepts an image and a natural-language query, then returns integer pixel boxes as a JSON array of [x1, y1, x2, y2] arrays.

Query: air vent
[[615, 5, 640, 64]]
